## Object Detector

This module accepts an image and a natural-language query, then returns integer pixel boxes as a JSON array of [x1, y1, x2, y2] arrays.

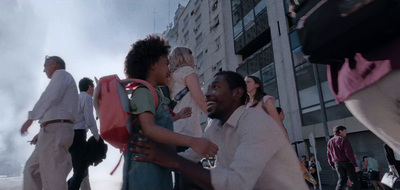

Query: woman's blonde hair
[[168, 47, 193, 73]]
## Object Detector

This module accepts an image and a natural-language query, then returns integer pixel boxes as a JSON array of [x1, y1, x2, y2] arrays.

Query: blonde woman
[[168, 47, 207, 150]]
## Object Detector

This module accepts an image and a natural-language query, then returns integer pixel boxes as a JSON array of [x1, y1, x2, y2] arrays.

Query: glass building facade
[[232, 0, 279, 103]]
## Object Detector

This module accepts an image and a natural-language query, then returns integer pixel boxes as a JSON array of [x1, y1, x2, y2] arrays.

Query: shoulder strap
[[121, 78, 159, 109], [173, 86, 189, 102]]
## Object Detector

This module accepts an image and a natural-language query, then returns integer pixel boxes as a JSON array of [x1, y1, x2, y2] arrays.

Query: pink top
[[328, 37, 400, 103]]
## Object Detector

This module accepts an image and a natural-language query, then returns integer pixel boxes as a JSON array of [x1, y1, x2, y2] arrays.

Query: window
[[254, 0, 267, 17], [233, 20, 243, 37], [196, 51, 204, 62], [247, 56, 260, 78], [237, 62, 248, 77], [196, 51, 204, 69], [196, 33, 203, 46], [262, 63, 279, 103], [216, 60, 222, 70], [231, 0, 241, 10], [184, 31, 189, 43], [210, 14, 220, 30], [194, 14, 202, 33], [232, 5, 243, 25], [193, 1, 201, 16], [289, 31, 301, 50], [183, 14, 189, 29], [212, 0, 218, 11], [242, 0, 253, 16], [212, 60, 222, 72], [215, 36, 221, 50], [243, 10, 255, 29]]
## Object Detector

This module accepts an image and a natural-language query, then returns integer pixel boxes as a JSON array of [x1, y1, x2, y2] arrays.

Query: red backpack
[[93, 75, 158, 152]]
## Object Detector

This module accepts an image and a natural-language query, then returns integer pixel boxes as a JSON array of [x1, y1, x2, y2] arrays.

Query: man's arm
[[83, 95, 99, 140], [327, 142, 335, 170], [343, 139, 357, 167], [131, 141, 214, 190], [343, 139, 360, 172]]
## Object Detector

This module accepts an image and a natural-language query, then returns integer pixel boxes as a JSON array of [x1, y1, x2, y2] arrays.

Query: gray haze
[[0, 0, 187, 181]]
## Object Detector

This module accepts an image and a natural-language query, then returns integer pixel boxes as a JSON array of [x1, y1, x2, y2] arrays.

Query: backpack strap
[[121, 79, 159, 109]]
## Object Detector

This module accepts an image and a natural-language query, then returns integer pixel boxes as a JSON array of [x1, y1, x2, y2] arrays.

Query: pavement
[[0, 174, 122, 190], [321, 184, 379, 190], [1, 175, 380, 190]]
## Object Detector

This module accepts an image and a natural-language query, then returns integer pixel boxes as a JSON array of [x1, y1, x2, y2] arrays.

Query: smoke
[[0, 0, 186, 182]]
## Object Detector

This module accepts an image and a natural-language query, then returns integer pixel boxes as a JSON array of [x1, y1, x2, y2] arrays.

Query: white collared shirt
[[180, 106, 308, 190], [73, 92, 99, 140], [28, 70, 78, 124]]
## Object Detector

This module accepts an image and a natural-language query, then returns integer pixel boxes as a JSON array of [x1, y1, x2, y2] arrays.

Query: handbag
[[295, 0, 400, 64], [381, 172, 400, 189], [169, 86, 189, 110]]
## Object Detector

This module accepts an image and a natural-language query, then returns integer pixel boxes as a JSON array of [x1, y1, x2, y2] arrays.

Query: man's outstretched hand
[[20, 119, 33, 136], [130, 141, 179, 169]]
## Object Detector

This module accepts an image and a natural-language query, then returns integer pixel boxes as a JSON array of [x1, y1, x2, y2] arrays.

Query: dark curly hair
[[214, 71, 247, 105], [124, 35, 170, 79]]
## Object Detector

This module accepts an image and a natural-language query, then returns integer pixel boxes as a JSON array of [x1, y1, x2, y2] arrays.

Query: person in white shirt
[[20, 55, 79, 190], [131, 71, 308, 190], [68, 77, 100, 190]]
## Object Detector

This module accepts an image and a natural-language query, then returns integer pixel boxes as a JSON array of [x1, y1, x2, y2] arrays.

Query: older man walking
[[20, 55, 78, 190]]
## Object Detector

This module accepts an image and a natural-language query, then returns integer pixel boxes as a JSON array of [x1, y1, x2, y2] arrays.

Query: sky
[[0, 0, 188, 186]]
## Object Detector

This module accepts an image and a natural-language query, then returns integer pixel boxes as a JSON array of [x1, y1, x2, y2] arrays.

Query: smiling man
[[132, 71, 307, 190]]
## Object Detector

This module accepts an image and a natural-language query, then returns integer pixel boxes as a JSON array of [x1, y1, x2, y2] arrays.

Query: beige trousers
[[345, 70, 400, 154], [23, 123, 74, 190]]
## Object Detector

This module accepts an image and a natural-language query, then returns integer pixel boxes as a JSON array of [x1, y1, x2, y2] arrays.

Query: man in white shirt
[[131, 71, 308, 190], [68, 77, 100, 190], [20, 55, 79, 190]]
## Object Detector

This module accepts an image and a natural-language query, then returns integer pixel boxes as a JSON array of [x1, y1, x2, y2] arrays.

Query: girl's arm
[[185, 73, 208, 114], [139, 112, 218, 158], [264, 99, 290, 141]]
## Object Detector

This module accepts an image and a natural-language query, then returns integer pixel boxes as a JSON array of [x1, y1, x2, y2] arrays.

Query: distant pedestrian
[[302, 155, 309, 169], [363, 156, 385, 190], [309, 154, 321, 189], [327, 125, 360, 190], [68, 77, 100, 190]]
